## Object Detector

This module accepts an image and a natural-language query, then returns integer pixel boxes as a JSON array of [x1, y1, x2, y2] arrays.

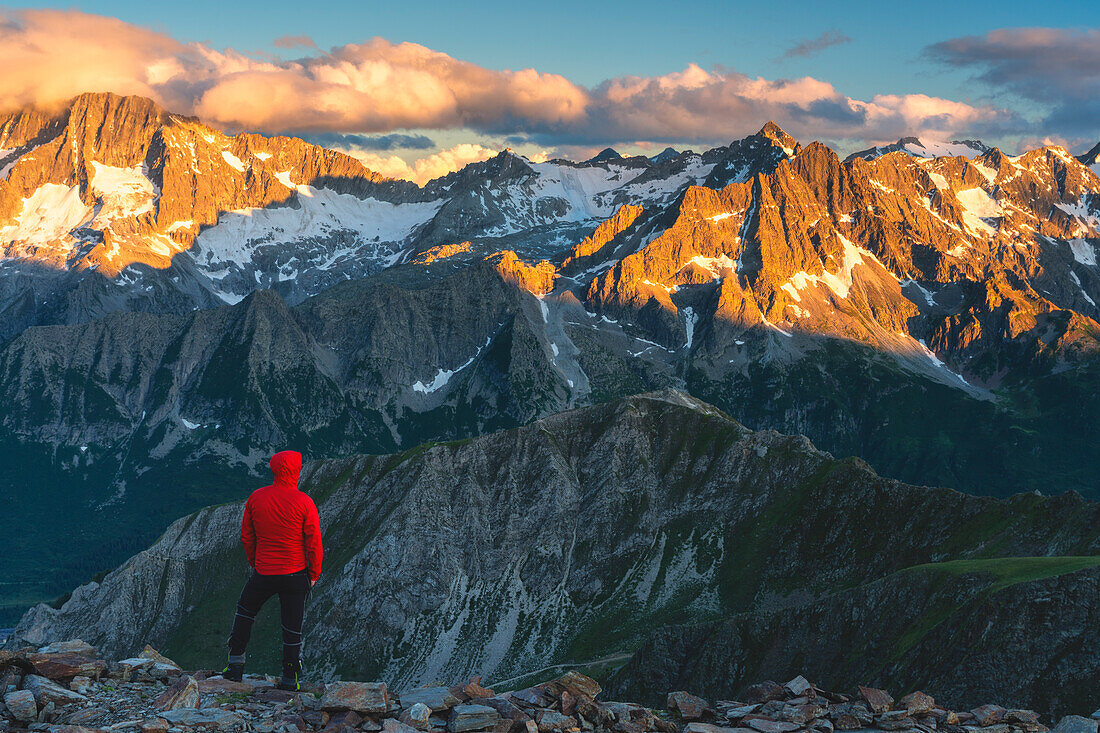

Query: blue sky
[[2, 1, 1097, 177], [7, 0, 1091, 100]]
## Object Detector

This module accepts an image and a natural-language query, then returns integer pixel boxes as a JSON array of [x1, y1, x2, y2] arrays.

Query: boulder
[[64, 708, 109, 727], [3, 690, 37, 722], [828, 703, 872, 730], [784, 677, 813, 697], [383, 717, 423, 733], [535, 711, 576, 733], [116, 658, 155, 681], [1007, 711, 1043, 725], [744, 682, 785, 705], [779, 703, 827, 725], [858, 687, 893, 714], [138, 646, 180, 670], [510, 688, 554, 709], [462, 677, 495, 700], [153, 675, 200, 711], [576, 701, 615, 728], [720, 705, 761, 722], [876, 711, 914, 731], [745, 720, 800, 733], [322, 682, 390, 714], [68, 676, 93, 695], [140, 720, 170, 733], [668, 692, 711, 721], [473, 696, 534, 733], [28, 653, 105, 683], [972, 705, 1008, 727], [1053, 717, 1099, 733], [35, 641, 96, 657], [161, 708, 245, 728], [543, 673, 600, 704], [451, 704, 502, 733], [402, 686, 462, 712], [404, 703, 433, 731], [22, 674, 88, 707], [898, 692, 935, 716], [684, 725, 754, 733]]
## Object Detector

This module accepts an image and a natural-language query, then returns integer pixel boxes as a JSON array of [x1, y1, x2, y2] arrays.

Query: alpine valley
[[3, 91, 1100, 709]]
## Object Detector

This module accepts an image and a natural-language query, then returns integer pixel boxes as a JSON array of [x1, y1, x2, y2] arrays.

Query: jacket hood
[[270, 450, 303, 489]]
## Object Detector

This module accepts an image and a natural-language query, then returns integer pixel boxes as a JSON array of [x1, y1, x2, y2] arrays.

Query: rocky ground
[[2, 642, 1098, 733]]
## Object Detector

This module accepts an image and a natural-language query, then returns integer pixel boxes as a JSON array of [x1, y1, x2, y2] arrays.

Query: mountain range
[[11, 392, 1100, 716], [1, 92, 1098, 629]]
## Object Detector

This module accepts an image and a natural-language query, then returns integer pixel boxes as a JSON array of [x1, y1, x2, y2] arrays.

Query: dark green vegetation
[[13, 393, 1100, 715], [608, 557, 1100, 718]]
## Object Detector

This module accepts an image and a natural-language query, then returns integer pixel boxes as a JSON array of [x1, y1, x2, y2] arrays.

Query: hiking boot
[[221, 662, 244, 682], [277, 660, 301, 691]]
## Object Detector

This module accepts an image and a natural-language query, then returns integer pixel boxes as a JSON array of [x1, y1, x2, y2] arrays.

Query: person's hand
[[310, 579, 316, 587]]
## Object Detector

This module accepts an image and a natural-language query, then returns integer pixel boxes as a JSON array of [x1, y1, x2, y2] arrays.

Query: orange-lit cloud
[[0, 8, 1025, 149], [351, 144, 497, 185]]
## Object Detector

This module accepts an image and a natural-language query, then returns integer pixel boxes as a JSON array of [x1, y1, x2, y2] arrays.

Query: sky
[[1, 1, 1098, 183]]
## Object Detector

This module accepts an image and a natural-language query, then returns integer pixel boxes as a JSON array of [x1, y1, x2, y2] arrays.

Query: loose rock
[[3, 690, 38, 723], [322, 682, 390, 714], [153, 675, 199, 711]]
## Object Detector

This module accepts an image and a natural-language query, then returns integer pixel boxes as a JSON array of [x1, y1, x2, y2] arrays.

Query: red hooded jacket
[[241, 451, 324, 582]]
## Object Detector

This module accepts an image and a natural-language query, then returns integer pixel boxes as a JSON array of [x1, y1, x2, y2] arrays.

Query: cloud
[[273, 35, 316, 49], [303, 132, 436, 150], [567, 64, 1020, 147], [780, 30, 852, 59], [351, 143, 497, 185], [926, 27, 1100, 138], [0, 8, 1027, 151]]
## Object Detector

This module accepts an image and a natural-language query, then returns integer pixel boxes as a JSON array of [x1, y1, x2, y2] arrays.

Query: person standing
[[222, 450, 323, 691]]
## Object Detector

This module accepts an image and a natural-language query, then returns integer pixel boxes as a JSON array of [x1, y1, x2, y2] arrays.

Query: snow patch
[[0, 183, 94, 248], [275, 170, 295, 189], [682, 307, 697, 350], [782, 233, 873, 300], [955, 187, 1001, 234], [412, 337, 491, 393], [89, 162, 157, 221], [902, 140, 987, 159], [683, 254, 737, 280], [1068, 238, 1097, 266], [221, 150, 246, 172]]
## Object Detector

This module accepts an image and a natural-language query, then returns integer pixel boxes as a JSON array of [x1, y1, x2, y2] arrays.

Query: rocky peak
[[1079, 141, 1100, 167], [589, 147, 623, 163], [755, 121, 800, 156], [485, 250, 556, 295], [650, 147, 680, 164]]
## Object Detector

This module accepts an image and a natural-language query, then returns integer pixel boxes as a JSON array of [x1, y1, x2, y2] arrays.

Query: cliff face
[[12, 393, 1100, 714], [0, 92, 427, 334]]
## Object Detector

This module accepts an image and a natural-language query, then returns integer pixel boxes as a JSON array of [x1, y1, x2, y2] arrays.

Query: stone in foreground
[[3, 690, 38, 722], [153, 674, 200, 711], [451, 704, 503, 733], [322, 681, 391, 713]]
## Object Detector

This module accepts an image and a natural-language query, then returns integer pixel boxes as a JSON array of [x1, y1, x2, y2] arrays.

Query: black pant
[[228, 569, 310, 667]]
